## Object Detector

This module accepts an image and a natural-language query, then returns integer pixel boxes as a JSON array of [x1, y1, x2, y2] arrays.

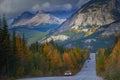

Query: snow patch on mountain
[[39, 35, 69, 44], [84, 39, 96, 43]]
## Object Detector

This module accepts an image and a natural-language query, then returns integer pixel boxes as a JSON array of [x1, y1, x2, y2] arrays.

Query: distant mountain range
[[9, 0, 120, 52], [40, 0, 120, 52], [9, 11, 65, 27], [8, 11, 66, 45]]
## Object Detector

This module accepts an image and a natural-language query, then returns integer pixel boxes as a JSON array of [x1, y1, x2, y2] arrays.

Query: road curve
[[18, 53, 102, 80]]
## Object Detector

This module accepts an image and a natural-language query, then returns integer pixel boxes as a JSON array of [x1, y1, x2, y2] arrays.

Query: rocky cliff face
[[53, 0, 120, 34], [102, 20, 120, 36]]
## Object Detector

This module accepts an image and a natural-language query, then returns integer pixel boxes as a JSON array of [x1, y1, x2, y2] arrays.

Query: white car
[[64, 71, 72, 76]]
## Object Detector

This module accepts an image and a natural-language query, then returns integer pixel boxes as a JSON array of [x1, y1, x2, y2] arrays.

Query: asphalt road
[[18, 53, 102, 80]]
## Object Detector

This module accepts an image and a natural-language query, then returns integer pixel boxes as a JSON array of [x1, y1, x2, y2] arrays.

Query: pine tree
[[0, 15, 2, 54], [2, 14, 11, 55], [0, 15, 3, 77], [12, 31, 17, 55], [2, 14, 11, 77], [9, 31, 18, 75], [0, 15, 11, 77], [22, 33, 26, 49]]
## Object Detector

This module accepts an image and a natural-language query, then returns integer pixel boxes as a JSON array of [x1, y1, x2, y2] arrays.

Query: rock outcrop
[[53, 0, 120, 34]]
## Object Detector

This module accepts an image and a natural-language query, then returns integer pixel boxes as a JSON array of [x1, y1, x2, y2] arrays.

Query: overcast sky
[[0, 0, 90, 18]]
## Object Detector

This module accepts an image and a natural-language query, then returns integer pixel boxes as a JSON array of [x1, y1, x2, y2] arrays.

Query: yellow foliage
[[63, 52, 73, 68], [85, 25, 100, 37], [75, 29, 83, 33], [97, 38, 120, 79]]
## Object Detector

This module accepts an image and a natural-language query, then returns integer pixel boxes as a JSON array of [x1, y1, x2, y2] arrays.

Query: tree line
[[96, 36, 120, 80], [0, 15, 90, 79], [0, 15, 31, 79]]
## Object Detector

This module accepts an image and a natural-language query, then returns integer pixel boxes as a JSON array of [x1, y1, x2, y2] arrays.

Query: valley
[[0, 0, 120, 79], [8, 0, 120, 52]]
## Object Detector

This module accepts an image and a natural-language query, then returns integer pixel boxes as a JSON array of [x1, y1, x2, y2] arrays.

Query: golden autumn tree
[[50, 49, 63, 75], [96, 37, 120, 80], [104, 38, 120, 80], [15, 34, 32, 77], [63, 52, 73, 69], [69, 50, 78, 69], [96, 48, 105, 76]]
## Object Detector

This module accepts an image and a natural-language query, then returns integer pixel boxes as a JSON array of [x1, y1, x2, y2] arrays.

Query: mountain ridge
[[38, 0, 120, 52], [52, 0, 120, 35], [10, 11, 66, 28]]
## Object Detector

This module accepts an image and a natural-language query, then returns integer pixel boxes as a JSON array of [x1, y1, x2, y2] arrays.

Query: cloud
[[32, 4, 40, 12], [54, 3, 72, 11], [0, 0, 35, 17], [32, 2, 51, 12], [42, 2, 50, 9], [63, 4, 72, 10], [32, 3, 72, 12], [0, 0, 87, 18]]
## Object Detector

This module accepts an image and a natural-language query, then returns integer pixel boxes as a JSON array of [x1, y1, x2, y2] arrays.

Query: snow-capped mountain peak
[[11, 11, 35, 25], [11, 12, 66, 27]]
